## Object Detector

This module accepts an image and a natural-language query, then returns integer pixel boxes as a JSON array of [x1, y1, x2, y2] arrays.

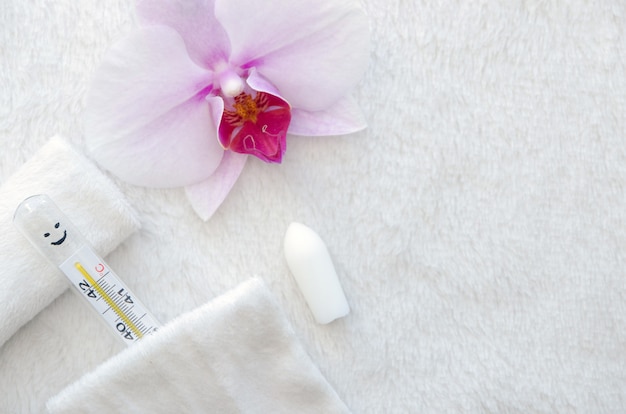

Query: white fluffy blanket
[[47, 278, 351, 413], [2, 1, 626, 412]]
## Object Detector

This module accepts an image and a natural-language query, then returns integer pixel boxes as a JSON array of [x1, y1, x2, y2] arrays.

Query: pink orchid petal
[[206, 94, 225, 135], [245, 68, 284, 99], [184, 151, 248, 220], [136, 0, 230, 68], [85, 26, 224, 187], [215, 0, 370, 111], [288, 96, 367, 136]]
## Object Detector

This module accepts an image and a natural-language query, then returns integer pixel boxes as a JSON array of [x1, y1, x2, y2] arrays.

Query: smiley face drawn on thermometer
[[43, 222, 67, 246]]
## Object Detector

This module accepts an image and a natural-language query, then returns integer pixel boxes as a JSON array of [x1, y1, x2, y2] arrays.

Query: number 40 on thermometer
[[14, 194, 160, 345]]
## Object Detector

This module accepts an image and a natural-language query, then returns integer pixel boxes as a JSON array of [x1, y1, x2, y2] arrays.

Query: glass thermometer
[[13, 194, 160, 345]]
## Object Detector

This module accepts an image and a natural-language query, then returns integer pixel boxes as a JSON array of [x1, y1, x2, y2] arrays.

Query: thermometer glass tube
[[13, 194, 160, 345]]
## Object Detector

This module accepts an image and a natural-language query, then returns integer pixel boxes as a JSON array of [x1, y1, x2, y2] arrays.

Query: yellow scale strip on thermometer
[[74, 262, 143, 340]]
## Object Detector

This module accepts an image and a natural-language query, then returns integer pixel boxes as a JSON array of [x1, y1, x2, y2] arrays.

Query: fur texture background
[[2, 1, 626, 412]]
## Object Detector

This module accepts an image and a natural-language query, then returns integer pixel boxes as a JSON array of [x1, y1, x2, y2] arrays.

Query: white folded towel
[[47, 278, 350, 414], [0, 136, 140, 347]]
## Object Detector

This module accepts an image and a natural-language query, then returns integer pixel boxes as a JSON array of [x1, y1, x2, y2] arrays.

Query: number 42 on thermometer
[[14, 194, 160, 345]]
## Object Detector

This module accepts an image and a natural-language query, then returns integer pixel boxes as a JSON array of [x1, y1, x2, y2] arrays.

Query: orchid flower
[[84, 0, 370, 220]]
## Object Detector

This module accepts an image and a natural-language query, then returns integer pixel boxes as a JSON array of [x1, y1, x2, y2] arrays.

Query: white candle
[[284, 222, 349, 324]]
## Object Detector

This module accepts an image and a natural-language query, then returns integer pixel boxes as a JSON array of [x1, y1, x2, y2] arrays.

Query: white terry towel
[[0, 136, 140, 347], [47, 277, 350, 414]]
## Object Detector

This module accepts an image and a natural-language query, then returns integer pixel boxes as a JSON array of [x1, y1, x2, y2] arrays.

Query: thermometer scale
[[13, 194, 159, 345]]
